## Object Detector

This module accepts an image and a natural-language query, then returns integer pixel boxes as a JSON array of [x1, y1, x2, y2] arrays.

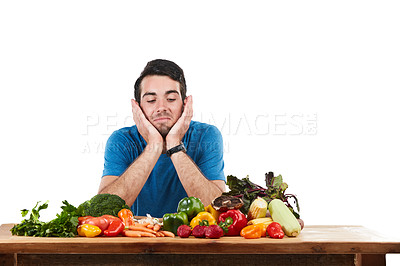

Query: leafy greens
[[11, 200, 82, 237], [223, 172, 300, 218]]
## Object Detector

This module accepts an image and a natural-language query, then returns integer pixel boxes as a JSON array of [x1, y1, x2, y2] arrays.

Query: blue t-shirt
[[102, 120, 225, 218]]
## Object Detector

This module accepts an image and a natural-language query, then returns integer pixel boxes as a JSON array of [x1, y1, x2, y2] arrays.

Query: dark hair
[[134, 59, 187, 104]]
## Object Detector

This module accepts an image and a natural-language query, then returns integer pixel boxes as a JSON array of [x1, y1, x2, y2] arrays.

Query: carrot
[[147, 224, 154, 229], [137, 232, 157, 238], [124, 230, 142, 237], [138, 222, 150, 227], [153, 224, 161, 232], [131, 222, 150, 227], [156, 232, 164, 237], [128, 226, 158, 235], [160, 231, 175, 237], [125, 230, 157, 238]]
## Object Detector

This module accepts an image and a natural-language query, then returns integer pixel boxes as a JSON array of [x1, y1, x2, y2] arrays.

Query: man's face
[[139, 75, 184, 137]]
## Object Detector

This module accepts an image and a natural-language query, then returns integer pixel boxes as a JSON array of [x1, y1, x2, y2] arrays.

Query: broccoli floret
[[79, 193, 130, 217]]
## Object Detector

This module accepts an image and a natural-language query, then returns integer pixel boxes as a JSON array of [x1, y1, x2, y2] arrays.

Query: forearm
[[170, 151, 224, 206], [98, 144, 162, 206]]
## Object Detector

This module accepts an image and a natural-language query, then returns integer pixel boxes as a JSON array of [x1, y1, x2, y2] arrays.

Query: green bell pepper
[[162, 211, 189, 235], [177, 196, 205, 220]]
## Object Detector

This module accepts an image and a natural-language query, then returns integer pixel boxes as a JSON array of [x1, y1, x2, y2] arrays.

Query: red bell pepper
[[217, 209, 247, 236], [103, 219, 125, 237]]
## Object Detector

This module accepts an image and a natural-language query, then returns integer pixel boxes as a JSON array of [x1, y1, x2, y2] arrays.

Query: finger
[[131, 99, 142, 126], [173, 96, 192, 132], [131, 100, 152, 132], [131, 99, 144, 115], [183, 95, 193, 121]]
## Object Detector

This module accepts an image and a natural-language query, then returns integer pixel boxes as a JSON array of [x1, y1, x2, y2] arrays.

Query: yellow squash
[[247, 217, 273, 227], [247, 197, 268, 220]]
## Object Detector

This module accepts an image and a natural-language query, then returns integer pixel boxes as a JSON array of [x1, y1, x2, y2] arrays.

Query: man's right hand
[[131, 99, 163, 150]]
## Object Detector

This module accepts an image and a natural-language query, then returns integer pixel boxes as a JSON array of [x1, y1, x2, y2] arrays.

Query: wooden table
[[1, 224, 399, 265]]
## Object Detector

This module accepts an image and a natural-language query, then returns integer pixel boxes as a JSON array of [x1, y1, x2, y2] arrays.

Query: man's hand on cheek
[[166, 95, 193, 150], [131, 99, 163, 147]]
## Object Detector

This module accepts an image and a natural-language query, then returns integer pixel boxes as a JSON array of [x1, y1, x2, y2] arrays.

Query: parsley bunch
[[11, 200, 82, 237]]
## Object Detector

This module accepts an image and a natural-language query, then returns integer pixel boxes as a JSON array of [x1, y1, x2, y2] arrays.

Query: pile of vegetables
[[77, 209, 171, 238], [11, 193, 175, 238], [162, 196, 248, 239], [168, 194, 303, 240], [167, 172, 303, 239], [223, 172, 301, 218], [11, 171, 302, 240], [11, 194, 130, 237]]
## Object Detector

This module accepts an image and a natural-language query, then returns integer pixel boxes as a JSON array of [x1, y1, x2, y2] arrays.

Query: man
[[98, 59, 226, 218]]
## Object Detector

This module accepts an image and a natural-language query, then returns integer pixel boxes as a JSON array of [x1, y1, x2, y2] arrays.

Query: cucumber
[[269, 199, 301, 237]]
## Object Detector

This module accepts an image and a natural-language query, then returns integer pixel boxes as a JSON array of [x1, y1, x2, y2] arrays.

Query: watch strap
[[166, 142, 186, 157]]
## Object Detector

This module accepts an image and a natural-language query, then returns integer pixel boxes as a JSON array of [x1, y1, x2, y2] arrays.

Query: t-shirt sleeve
[[195, 125, 226, 182], [102, 131, 134, 177]]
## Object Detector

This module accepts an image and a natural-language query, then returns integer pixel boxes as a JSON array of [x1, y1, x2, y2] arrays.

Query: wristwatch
[[166, 142, 186, 157]]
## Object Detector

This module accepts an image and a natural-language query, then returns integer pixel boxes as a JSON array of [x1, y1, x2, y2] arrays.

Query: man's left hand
[[166, 95, 193, 149]]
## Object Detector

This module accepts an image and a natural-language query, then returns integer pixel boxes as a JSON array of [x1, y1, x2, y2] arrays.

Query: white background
[[1, 0, 399, 264]]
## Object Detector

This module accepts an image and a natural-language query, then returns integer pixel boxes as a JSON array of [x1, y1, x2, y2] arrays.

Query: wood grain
[[1, 224, 398, 266], [1, 224, 400, 255], [14, 254, 357, 266]]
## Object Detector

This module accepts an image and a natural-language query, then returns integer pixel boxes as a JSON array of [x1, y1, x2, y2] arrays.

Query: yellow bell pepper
[[205, 204, 221, 221], [77, 224, 102, 237], [189, 211, 216, 229]]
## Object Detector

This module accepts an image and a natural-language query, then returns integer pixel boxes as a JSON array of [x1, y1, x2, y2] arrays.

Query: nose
[[155, 99, 168, 113]]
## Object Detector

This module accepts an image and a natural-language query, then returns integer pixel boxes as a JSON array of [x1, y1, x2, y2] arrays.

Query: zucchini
[[269, 199, 301, 237]]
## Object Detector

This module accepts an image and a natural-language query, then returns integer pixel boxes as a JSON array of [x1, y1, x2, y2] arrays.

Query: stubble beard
[[157, 123, 171, 139], [152, 111, 176, 139]]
